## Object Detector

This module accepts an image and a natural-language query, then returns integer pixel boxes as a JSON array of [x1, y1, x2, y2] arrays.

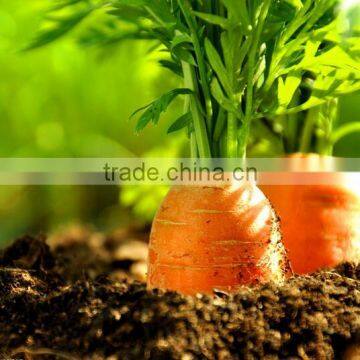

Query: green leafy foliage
[[167, 112, 192, 133], [131, 88, 192, 132], [30, 0, 360, 157], [26, 0, 107, 50]]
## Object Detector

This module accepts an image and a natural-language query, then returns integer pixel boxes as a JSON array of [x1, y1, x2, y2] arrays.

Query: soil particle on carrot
[[0, 233, 359, 359]]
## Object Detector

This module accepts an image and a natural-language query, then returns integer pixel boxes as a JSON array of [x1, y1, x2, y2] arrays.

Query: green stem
[[331, 122, 360, 145], [240, 0, 271, 158], [190, 132, 198, 157], [182, 61, 211, 158], [299, 106, 318, 153], [219, 129, 228, 157], [204, 0, 215, 44], [213, 108, 226, 142], [183, 84, 197, 157], [178, 0, 213, 130], [227, 112, 237, 158], [238, 122, 249, 158], [316, 99, 337, 156]]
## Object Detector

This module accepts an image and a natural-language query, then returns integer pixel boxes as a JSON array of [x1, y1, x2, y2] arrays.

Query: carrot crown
[[30, 0, 360, 157]]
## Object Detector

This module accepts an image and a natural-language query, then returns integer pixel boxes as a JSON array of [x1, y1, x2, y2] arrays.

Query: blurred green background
[[0, 0, 359, 244]]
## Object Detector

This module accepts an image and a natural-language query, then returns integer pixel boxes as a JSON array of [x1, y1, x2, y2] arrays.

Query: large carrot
[[147, 182, 287, 294], [261, 154, 360, 274]]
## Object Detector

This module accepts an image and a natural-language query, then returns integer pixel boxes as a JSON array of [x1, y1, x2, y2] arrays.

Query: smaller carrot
[[261, 154, 360, 274]]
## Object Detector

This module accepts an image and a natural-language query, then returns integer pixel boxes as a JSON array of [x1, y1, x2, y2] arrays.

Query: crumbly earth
[[0, 229, 359, 360]]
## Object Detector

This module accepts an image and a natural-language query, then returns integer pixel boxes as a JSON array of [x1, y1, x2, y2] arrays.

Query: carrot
[[147, 182, 287, 295], [260, 154, 360, 274]]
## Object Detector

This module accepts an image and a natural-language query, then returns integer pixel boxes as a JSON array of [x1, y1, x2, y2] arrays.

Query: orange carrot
[[147, 182, 287, 295], [260, 154, 360, 274]]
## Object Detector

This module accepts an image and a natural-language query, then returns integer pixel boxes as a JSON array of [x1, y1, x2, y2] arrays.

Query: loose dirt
[[0, 228, 359, 359]]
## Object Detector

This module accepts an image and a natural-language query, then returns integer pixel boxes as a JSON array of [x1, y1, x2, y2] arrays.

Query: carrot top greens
[[30, 0, 360, 157]]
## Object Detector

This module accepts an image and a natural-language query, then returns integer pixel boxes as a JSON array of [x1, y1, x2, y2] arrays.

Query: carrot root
[[260, 154, 360, 274], [147, 183, 287, 295]]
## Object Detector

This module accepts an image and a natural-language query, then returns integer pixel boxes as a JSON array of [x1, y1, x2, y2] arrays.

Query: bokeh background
[[0, 0, 359, 244]]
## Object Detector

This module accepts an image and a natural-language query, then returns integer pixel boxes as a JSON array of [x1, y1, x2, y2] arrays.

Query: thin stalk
[[177, 0, 213, 130], [219, 128, 228, 158], [331, 122, 360, 146], [284, 113, 300, 153], [227, 112, 237, 158], [240, 0, 271, 158], [224, 28, 239, 158], [238, 122, 249, 158], [299, 106, 318, 153], [212, 141, 219, 157], [204, 0, 215, 44], [213, 108, 226, 142], [190, 132, 198, 157], [316, 99, 337, 156], [183, 85, 197, 157], [282, 91, 301, 153], [182, 60, 211, 158]]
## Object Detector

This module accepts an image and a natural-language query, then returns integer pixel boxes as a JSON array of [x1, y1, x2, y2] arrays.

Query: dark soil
[[0, 229, 359, 360]]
